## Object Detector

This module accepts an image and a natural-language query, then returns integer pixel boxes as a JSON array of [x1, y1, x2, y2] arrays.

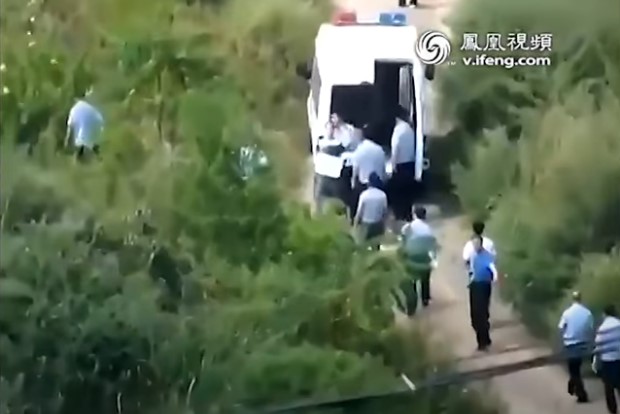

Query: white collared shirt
[[391, 118, 415, 165], [558, 303, 594, 346], [356, 187, 387, 224], [351, 139, 386, 184], [462, 236, 496, 262], [401, 218, 434, 238], [595, 316, 620, 361], [327, 122, 361, 151]]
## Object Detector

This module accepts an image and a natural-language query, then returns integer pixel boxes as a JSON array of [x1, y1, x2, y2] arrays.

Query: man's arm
[[592, 323, 605, 371], [64, 111, 74, 147], [390, 125, 399, 167], [353, 194, 365, 226], [380, 196, 389, 222], [558, 311, 567, 332], [462, 242, 472, 270], [489, 262, 499, 282], [486, 239, 497, 257], [351, 158, 359, 188]]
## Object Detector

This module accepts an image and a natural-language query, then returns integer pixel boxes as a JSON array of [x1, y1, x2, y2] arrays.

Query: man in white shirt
[[326, 113, 361, 152], [65, 97, 104, 160], [388, 107, 416, 222], [314, 114, 355, 215], [593, 304, 620, 413], [354, 173, 388, 250], [558, 291, 593, 403], [350, 129, 387, 220]]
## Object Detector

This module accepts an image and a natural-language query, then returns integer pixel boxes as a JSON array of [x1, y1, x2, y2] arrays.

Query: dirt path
[[421, 208, 607, 414], [308, 0, 610, 413]]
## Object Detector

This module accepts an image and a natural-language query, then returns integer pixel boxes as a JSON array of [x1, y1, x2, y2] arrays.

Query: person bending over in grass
[[65, 94, 104, 162]]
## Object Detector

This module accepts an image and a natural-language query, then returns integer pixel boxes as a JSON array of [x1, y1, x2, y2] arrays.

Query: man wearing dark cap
[[353, 172, 388, 250], [350, 127, 387, 220]]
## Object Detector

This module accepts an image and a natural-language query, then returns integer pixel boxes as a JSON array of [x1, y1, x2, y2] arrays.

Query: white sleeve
[[486, 239, 497, 256], [558, 311, 567, 330], [462, 242, 472, 261], [355, 193, 366, 217], [390, 125, 399, 159], [489, 263, 498, 281], [67, 108, 75, 127], [400, 223, 409, 237]]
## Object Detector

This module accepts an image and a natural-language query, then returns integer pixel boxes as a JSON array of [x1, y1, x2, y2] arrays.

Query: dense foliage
[[0, 0, 498, 413], [441, 0, 620, 333]]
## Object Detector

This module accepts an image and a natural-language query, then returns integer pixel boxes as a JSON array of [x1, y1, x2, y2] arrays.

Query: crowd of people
[[68, 95, 619, 412]]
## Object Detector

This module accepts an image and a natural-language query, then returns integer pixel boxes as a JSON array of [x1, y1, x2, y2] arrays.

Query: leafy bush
[[444, 0, 620, 335], [0, 0, 498, 413]]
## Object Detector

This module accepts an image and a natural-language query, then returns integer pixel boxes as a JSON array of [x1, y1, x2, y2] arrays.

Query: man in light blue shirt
[[593, 304, 620, 413], [350, 129, 387, 224], [558, 291, 593, 403], [400, 206, 438, 309], [65, 98, 104, 160], [468, 234, 497, 351], [354, 173, 388, 250]]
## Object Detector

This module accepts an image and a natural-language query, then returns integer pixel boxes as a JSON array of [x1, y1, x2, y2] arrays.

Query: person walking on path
[[353, 172, 388, 250], [467, 234, 497, 351], [462, 220, 496, 263], [558, 291, 593, 404], [388, 107, 416, 223], [593, 304, 620, 413], [399, 205, 438, 309]]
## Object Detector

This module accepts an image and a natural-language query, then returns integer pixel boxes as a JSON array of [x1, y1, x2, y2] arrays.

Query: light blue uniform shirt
[[558, 303, 594, 346], [67, 100, 104, 148], [595, 316, 620, 361]]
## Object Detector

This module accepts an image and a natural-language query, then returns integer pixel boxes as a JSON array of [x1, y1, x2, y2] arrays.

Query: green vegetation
[[442, 0, 620, 334], [0, 0, 497, 413]]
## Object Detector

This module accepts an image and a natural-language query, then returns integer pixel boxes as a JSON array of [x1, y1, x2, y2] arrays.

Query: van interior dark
[[330, 60, 415, 149]]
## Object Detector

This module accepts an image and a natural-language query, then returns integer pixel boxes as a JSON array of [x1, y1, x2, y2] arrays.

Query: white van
[[298, 11, 435, 188]]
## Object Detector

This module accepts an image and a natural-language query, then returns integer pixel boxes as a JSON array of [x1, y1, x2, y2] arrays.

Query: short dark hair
[[414, 205, 427, 220], [472, 221, 485, 236], [603, 304, 617, 317], [395, 105, 409, 120]]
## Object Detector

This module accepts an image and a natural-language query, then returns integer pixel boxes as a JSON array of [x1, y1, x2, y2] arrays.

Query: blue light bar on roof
[[379, 12, 407, 26]]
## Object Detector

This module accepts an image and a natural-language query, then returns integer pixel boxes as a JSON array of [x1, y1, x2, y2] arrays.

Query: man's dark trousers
[[349, 178, 368, 223], [395, 277, 418, 316], [389, 161, 415, 221], [601, 360, 620, 413], [564, 343, 589, 402], [417, 269, 431, 306], [469, 281, 492, 349]]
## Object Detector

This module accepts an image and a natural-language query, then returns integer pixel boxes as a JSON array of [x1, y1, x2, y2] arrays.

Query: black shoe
[[422, 300, 429, 307], [576, 396, 589, 404]]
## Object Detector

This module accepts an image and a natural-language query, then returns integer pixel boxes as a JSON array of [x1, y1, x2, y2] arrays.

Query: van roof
[[315, 23, 420, 85]]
